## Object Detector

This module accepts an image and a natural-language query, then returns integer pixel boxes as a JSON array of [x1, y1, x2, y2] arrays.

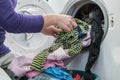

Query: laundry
[[8, 22, 91, 77], [27, 67, 74, 80], [8, 53, 37, 77], [72, 73, 81, 80], [43, 67, 74, 80], [28, 73, 57, 80], [30, 18, 89, 72], [44, 60, 66, 69], [47, 47, 71, 60], [26, 70, 39, 78], [8, 18, 99, 80], [83, 8, 104, 80], [82, 25, 91, 47]]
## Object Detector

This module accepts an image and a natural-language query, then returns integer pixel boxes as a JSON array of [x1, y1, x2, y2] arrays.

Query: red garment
[[73, 74, 81, 80]]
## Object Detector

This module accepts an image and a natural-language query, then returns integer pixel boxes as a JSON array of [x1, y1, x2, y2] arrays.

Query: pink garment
[[44, 60, 66, 69], [8, 47, 70, 77], [47, 47, 70, 60], [26, 70, 39, 78], [82, 25, 91, 47], [8, 53, 38, 77]]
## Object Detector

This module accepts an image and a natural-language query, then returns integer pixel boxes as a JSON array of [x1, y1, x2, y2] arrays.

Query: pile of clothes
[[8, 8, 104, 80]]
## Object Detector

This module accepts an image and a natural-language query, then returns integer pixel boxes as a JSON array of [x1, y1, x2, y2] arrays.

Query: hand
[[41, 25, 62, 37], [53, 14, 77, 32], [41, 14, 77, 37]]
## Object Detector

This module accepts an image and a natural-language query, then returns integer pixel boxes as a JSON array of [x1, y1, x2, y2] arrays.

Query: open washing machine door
[[5, 0, 55, 55]]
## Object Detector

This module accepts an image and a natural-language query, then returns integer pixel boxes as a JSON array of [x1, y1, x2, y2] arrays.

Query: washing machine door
[[5, 0, 55, 55]]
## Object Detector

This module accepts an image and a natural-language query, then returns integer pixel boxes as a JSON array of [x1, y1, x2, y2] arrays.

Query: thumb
[[48, 26, 62, 38], [49, 26, 62, 33]]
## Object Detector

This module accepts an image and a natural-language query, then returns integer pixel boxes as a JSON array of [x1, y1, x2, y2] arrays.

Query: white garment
[[47, 47, 70, 60], [0, 68, 12, 80], [0, 51, 16, 80], [0, 51, 15, 67], [8, 53, 37, 77]]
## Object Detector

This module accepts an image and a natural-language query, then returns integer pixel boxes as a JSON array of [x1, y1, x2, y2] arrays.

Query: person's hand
[[41, 25, 62, 37], [41, 14, 77, 37], [53, 14, 77, 32]]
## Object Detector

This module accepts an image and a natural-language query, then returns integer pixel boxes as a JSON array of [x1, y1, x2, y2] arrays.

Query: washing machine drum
[[5, 0, 55, 54], [62, 0, 108, 40]]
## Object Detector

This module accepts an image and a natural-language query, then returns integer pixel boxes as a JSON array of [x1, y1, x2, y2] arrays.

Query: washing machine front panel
[[47, 0, 69, 13], [99, 0, 120, 79], [5, 0, 55, 54]]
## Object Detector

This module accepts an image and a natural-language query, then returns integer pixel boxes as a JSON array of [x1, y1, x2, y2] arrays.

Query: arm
[[0, 0, 77, 35], [0, 0, 44, 33]]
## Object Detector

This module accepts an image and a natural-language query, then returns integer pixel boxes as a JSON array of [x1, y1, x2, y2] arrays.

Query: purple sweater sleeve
[[0, 0, 44, 33]]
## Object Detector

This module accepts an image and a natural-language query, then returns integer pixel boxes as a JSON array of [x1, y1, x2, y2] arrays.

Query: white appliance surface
[[46, 0, 69, 13]]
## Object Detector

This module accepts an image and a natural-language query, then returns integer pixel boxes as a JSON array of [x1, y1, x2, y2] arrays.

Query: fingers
[[51, 26, 62, 32], [70, 17, 77, 28], [62, 22, 72, 32], [61, 15, 77, 32], [48, 26, 62, 37]]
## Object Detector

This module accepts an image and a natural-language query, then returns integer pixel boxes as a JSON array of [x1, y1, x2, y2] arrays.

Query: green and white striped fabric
[[31, 18, 89, 72]]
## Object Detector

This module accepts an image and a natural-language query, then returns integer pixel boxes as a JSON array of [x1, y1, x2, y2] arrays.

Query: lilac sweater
[[0, 0, 44, 55]]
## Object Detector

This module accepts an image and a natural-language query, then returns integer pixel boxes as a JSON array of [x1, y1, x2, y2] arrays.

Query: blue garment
[[28, 73, 56, 80], [44, 67, 74, 80], [0, 0, 44, 55], [76, 26, 87, 38]]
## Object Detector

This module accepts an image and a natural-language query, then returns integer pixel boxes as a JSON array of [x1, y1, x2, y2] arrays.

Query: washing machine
[[61, 0, 120, 80], [4, 0, 120, 80], [46, 0, 69, 13], [5, 0, 55, 55]]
